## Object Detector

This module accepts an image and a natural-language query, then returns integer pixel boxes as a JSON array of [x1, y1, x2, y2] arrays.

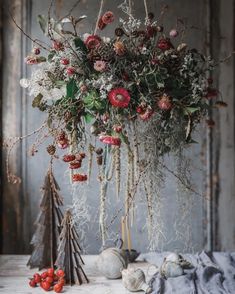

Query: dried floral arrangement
[[6, 0, 228, 250]]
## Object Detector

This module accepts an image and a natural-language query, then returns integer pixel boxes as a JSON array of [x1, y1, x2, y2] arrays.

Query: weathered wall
[[1, 0, 234, 254]]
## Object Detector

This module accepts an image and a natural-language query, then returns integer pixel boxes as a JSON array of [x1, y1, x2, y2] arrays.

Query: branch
[[9, 10, 50, 51]]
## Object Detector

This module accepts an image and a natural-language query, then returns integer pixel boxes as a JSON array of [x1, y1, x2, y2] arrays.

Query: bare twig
[[9, 11, 50, 51]]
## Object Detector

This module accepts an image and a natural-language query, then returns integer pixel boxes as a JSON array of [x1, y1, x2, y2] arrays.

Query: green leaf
[[84, 113, 94, 123], [37, 56, 46, 63], [32, 93, 43, 108], [37, 15, 47, 33], [183, 107, 200, 115], [74, 37, 88, 54], [48, 51, 56, 62], [66, 79, 78, 99]]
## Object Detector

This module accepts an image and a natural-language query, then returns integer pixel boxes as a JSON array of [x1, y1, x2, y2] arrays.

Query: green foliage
[[66, 79, 78, 99]]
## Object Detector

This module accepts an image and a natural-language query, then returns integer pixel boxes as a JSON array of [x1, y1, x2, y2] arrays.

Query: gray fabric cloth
[[139, 252, 235, 294]]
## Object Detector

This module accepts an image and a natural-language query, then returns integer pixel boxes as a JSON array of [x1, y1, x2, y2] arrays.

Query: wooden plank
[[0, 255, 150, 293], [2, 0, 25, 254]]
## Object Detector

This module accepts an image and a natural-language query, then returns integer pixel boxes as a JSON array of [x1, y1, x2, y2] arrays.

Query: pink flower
[[25, 56, 39, 65], [139, 108, 154, 121], [169, 29, 179, 38], [102, 11, 114, 24], [66, 67, 76, 76], [94, 60, 106, 72], [85, 35, 101, 50], [52, 41, 64, 51], [157, 94, 173, 111], [60, 58, 69, 65], [108, 88, 130, 108], [99, 135, 121, 146]]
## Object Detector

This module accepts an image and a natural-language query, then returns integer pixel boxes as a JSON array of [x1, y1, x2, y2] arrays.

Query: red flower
[[99, 135, 121, 146], [69, 161, 82, 169], [157, 38, 174, 50], [108, 88, 130, 108], [72, 173, 88, 182], [85, 35, 101, 50], [102, 11, 114, 24], [62, 154, 76, 162]]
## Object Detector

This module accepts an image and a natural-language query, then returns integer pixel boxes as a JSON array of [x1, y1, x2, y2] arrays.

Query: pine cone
[[47, 145, 56, 155]]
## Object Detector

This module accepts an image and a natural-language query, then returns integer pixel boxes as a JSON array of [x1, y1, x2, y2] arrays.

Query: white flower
[[20, 78, 30, 88], [102, 37, 111, 43]]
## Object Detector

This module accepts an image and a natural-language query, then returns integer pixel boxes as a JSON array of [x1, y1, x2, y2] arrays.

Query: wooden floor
[[0, 255, 149, 293]]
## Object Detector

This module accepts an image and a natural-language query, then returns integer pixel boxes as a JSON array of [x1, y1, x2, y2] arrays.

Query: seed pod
[[96, 148, 103, 155], [47, 145, 56, 155], [96, 155, 103, 166]]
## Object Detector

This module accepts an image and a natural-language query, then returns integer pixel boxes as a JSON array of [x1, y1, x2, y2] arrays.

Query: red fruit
[[47, 268, 54, 277], [60, 58, 69, 65], [53, 41, 64, 51], [69, 160, 82, 169], [157, 94, 172, 111], [45, 276, 54, 284], [33, 273, 41, 283], [54, 283, 63, 293], [72, 173, 88, 182], [157, 38, 174, 50], [136, 106, 145, 114], [108, 88, 130, 108], [58, 278, 66, 286], [41, 271, 48, 279], [66, 67, 76, 76], [32, 47, 41, 55], [41, 281, 51, 291], [63, 154, 76, 162], [56, 269, 65, 278], [99, 135, 121, 146], [85, 35, 101, 50], [29, 279, 37, 287]]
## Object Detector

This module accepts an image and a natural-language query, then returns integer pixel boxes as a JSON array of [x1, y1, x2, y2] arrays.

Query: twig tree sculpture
[[55, 209, 89, 285], [27, 166, 64, 270]]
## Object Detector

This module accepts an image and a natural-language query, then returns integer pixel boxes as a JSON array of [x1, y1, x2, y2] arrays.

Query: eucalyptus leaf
[[75, 15, 87, 24], [32, 93, 43, 108], [37, 15, 47, 33]]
